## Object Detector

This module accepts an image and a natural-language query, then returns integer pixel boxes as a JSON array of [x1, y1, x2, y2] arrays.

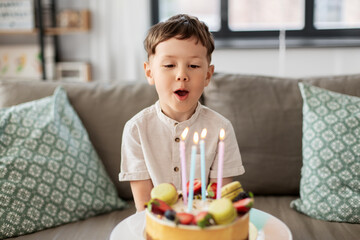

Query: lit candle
[[200, 128, 207, 201], [187, 131, 199, 212], [216, 128, 225, 199], [180, 127, 189, 204]]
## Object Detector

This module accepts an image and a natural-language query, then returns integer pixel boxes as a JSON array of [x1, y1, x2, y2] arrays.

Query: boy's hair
[[144, 14, 215, 63]]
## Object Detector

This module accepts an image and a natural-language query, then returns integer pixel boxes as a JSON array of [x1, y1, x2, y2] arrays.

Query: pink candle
[[188, 132, 199, 212], [180, 127, 189, 204], [216, 128, 225, 199]]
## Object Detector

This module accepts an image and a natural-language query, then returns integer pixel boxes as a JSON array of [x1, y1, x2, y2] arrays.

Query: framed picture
[[0, 44, 54, 80], [0, 0, 35, 30], [56, 62, 91, 82]]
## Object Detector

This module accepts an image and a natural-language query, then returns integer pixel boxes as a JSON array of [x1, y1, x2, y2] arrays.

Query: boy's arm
[[130, 179, 154, 212], [210, 177, 233, 186]]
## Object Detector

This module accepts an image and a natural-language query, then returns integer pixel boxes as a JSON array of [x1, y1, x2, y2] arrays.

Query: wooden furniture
[[0, 1, 91, 80]]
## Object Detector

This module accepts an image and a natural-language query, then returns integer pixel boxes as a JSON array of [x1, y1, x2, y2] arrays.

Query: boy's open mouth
[[174, 90, 189, 96], [174, 89, 189, 100]]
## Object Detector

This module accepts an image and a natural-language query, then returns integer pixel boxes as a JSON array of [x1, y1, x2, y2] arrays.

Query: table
[[110, 208, 292, 240]]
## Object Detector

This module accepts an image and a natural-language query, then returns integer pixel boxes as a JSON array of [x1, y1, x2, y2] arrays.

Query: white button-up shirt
[[119, 101, 244, 189]]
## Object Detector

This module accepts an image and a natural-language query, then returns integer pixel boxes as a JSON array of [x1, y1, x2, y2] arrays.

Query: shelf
[[0, 30, 37, 35], [47, 10, 90, 35], [0, 28, 89, 36], [0, 10, 90, 36], [45, 27, 89, 35], [0, 3, 91, 81]]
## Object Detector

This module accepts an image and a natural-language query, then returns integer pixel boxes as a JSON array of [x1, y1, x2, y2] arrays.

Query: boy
[[119, 14, 244, 211]]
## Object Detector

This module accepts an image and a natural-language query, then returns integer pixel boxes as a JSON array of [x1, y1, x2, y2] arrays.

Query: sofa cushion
[[0, 80, 158, 200], [204, 73, 360, 195], [204, 73, 303, 195], [291, 83, 360, 223], [7, 201, 136, 240], [0, 87, 127, 238]]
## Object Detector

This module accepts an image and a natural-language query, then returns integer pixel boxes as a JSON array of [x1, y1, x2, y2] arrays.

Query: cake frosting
[[146, 205, 249, 240], [145, 182, 254, 240]]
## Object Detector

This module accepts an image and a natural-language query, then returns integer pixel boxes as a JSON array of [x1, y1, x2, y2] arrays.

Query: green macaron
[[208, 198, 237, 225], [150, 183, 178, 205]]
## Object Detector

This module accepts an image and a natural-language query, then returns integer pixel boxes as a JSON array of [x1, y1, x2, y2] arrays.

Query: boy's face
[[144, 37, 214, 122]]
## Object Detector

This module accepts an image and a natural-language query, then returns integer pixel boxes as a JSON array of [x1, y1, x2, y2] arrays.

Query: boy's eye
[[164, 64, 175, 68], [189, 65, 200, 69]]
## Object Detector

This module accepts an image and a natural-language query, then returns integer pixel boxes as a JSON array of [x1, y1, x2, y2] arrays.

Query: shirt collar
[[155, 100, 203, 128]]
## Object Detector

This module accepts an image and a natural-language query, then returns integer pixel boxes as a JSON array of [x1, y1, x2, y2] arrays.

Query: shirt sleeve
[[119, 121, 151, 181], [209, 121, 245, 178]]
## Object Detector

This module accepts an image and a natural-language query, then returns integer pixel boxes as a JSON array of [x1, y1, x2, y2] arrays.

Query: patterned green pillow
[[0, 87, 127, 238], [291, 83, 360, 223]]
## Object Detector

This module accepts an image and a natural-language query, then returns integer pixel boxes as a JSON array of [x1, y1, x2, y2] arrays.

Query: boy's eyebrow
[[161, 55, 204, 59]]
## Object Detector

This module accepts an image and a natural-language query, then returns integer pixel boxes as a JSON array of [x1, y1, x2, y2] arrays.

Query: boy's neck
[[160, 102, 198, 123]]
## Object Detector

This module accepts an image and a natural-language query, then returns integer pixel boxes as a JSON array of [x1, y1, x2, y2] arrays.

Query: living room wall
[[213, 47, 360, 78], [1, 1, 358, 81], [57, 1, 360, 81]]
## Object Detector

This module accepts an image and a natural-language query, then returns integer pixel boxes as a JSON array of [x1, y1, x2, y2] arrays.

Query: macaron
[[150, 183, 178, 205], [221, 181, 244, 200], [208, 198, 237, 225]]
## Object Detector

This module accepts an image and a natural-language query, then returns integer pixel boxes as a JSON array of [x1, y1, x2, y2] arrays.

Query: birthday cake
[[145, 181, 254, 240]]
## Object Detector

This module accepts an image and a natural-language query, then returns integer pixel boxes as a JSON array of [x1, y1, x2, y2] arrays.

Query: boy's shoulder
[[197, 104, 236, 135], [200, 104, 232, 125], [125, 103, 157, 128]]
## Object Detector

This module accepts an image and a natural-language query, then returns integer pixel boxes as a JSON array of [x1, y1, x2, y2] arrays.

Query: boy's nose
[[177, 77, 188, 81], [176, 67, 189, 81], [176, 71, 188, 81]]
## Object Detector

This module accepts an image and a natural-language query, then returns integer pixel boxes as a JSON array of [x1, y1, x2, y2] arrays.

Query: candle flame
[[219, 128, 225, 141], [193, 132, 199, 144], [201, 128, 207, 139], [181, 127, 189, 140]]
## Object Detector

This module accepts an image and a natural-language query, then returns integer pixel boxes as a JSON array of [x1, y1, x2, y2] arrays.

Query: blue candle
[[187, 132, 199, 212], [200, 128, 207, 201]]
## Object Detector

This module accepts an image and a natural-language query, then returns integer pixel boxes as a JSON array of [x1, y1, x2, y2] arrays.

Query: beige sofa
[[1, 73, 359, 240]]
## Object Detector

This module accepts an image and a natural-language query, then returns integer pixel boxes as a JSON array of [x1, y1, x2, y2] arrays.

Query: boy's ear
[[205, 64, 215, 87], [144, 61, 154, 85]]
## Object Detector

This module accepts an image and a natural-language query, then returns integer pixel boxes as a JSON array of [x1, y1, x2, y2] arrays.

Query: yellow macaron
[[221, 181, 244, 200], [150, 183, 178, 205], [208, 198, 237, 225]]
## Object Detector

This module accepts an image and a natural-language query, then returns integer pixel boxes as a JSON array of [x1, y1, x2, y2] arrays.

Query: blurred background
[[0, 0, 359, 82]]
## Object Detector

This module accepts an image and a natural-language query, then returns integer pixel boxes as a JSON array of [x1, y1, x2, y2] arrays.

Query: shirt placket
[[171, 122, 182, 189]]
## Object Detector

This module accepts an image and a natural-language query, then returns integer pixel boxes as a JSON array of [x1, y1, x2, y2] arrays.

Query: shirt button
[[175, 137, 180, 142], [174, 167, 179, 172]]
